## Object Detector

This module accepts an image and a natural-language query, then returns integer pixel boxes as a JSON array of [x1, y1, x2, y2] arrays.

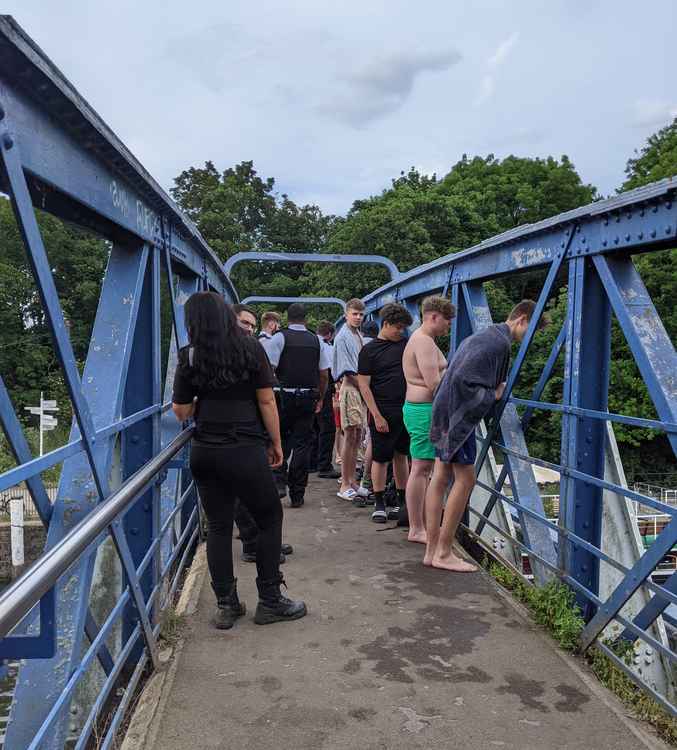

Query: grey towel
[[430, 323, 511, 462]]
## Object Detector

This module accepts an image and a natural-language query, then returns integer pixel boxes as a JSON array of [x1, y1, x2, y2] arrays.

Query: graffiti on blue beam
[[242, 295, 346, 311], [0, 16, 237, 301], [225, 251, 400, 281], [361, 177, 676, 313]]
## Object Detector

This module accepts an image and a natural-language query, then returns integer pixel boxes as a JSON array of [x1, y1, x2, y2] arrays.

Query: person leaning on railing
[[171, 291, 306, 630]]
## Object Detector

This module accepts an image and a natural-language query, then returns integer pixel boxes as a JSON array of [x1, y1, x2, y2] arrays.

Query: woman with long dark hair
[[172, 291, 306, 629]]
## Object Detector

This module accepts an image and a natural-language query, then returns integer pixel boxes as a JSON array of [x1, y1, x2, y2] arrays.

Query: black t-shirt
[[172, 340, 275, 445], [357, 338, 407, 410]]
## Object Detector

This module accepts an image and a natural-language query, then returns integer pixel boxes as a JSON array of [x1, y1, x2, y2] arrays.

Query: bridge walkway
[[144, 475, 661, 750]]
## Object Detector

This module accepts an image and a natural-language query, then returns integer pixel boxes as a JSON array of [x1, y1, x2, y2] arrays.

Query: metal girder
[[361, 181, 677, 315], [225, 251, 400, 281], [560, 258, 611, 617], [242, 295, 346, 311], [0, 16, 235, 301], [5, 242, 149, 749]]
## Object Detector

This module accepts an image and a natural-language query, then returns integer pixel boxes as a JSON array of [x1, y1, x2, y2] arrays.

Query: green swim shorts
[[402, 401, 435, 461]]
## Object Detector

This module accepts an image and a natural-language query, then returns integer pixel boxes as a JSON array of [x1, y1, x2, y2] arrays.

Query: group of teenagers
[[171, 290, 543, 631]]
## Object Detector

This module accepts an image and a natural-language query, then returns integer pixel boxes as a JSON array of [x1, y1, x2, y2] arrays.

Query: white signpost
[[24, 392, 58, 456], [9, 485, 24, 574]]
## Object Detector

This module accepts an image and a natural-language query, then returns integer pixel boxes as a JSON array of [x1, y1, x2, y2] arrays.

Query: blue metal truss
[[0, 12, 676, 744]]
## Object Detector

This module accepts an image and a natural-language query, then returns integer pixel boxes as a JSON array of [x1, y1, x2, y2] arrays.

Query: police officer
[[266, 303, 331, 507]]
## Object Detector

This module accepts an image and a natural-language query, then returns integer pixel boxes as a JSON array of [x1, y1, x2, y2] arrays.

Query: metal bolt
[[2, 133, 13, 149], [652, 205, 658, 213], [603, 217, 608, 226], [602, 239, 607, 246], [639, 209, 644, 217], [637, 232, 643, 240], [614, 236, 619, 244], [625, 233, 631, 241], [0, 106, 4, 120], [650, 229, 656, 238], [667, 202, 673, 210], [666, 226, 672, 235]]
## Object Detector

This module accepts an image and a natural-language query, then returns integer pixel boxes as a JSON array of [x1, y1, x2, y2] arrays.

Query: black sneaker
[[318, 468, 341, 479], [387, 506, 399, 521], [352, 494, 368, 508], [242, 550, 286, 564], [371, 506, 387, 524], [290, 497, 304, 508]]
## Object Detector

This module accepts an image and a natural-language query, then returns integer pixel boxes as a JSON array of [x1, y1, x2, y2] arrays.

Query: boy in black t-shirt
[[357, 303, 413, 523]]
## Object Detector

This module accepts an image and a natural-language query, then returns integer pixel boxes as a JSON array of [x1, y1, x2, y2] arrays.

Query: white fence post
[[9, 483, 25, 576]]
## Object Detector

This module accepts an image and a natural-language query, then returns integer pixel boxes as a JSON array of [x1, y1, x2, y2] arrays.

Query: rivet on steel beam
[[652, 205, 658, 213], [625, 233, 630, 241], [0, 106, 4, 120], [603, 217, 608, 226], [602, 239, 608, 247], [581, 236, 586, 243], [667, 201, 673, 210], [667, 226, 672, 235], [637, 232, 643, 240], [2, 133, 13, 149], [614, 236, 619, 244], [639, 209, 644, 217], [650, 229, 656, 238]]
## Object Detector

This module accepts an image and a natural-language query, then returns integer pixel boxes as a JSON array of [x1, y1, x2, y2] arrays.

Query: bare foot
[[408, 529, 427, 544], [431, 553, 478, 572], [423, 543, 436, 566]]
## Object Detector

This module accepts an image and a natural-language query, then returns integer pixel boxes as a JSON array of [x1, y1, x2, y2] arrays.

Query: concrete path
[[149, 475, 663, 750]]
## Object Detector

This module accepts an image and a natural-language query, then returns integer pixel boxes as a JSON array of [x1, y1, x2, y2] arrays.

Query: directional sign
[[42, 400, 58, 410], [24, 407, 42, 415]]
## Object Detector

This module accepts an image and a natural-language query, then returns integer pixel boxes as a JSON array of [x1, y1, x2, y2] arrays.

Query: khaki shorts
[[339, 383, 366, 429]]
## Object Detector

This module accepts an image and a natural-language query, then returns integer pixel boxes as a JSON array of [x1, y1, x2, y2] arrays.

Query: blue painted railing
[[0, 11, 675, 748]]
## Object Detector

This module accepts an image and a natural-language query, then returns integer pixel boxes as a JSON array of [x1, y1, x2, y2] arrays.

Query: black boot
[[212, 579, 246, 630], [254, 575, 307, 625]]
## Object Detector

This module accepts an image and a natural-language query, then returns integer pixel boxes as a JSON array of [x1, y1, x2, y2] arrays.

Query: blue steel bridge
[[0, 14, 675, 750]]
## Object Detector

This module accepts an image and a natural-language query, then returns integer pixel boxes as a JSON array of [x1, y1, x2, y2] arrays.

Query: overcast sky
[[5, 1, 676, 215]]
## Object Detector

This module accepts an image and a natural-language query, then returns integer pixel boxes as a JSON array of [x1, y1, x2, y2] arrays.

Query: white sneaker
[[355, 486, 370, 498], [337, 488, 357, 501]]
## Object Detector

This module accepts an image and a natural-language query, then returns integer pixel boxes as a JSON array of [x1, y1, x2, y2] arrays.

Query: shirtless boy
[[402, 296, 455, 543]]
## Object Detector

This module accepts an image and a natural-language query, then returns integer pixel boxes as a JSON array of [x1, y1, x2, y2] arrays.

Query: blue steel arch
[[0, 13, 676, 746], [225, 251, 400, 281], [242, 295, 346, 311]]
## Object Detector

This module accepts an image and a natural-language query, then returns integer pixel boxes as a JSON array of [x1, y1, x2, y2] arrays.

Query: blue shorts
[[435, 430, 477, 465]]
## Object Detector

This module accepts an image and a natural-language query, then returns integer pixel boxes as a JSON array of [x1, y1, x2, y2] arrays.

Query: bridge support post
[[560, 257, 610, 618]]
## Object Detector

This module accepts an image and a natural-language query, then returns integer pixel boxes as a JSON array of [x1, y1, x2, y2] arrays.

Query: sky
[[4, 0, 676, 216]]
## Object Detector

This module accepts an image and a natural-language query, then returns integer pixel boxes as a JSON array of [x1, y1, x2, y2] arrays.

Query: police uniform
[[267, 324, 331, 506]]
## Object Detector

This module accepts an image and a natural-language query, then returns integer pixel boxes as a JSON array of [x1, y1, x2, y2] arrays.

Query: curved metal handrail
[[225, 251, 400, 281], [242, 295, 346, 311]]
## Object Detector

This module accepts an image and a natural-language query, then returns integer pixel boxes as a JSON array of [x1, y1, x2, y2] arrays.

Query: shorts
[[402, 401, 435, 461], [339, 383, 366, 429], [435, 430, 477, 466], [369, 407, 410, 463]]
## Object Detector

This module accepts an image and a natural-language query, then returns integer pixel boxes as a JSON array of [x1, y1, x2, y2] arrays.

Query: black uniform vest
[[276, 328, 320, 389]]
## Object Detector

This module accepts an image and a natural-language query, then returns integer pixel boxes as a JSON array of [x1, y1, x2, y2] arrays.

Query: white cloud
[[318, 48, 462, 127], [475, 31, 519, 106], [632, 98, 677, 128]]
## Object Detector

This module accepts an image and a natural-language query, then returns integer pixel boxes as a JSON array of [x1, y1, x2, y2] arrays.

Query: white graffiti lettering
[[109, 179, 130, 218]]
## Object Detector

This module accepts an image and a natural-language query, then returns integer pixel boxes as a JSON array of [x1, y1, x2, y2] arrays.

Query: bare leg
[[432, 463, 477, 572], [423, 460, 452, 564], [370, 460, 387, 493], [340, 426, 360, 494], [358, 431, 373, 491], [392, 451, 410, 491], [404, 458, 429, 543]]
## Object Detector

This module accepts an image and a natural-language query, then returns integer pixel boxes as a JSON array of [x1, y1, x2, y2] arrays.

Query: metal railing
[[0, 427, 196, 748], [360, 178, 677, 713]]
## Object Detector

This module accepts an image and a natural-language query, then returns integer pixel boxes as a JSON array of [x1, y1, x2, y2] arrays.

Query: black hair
[[287, 303, 307, 323], [361, 320, 379, 338], [184, 292, 261, 389], [380, 303, 413, 328], [232, 303, 257, 320]]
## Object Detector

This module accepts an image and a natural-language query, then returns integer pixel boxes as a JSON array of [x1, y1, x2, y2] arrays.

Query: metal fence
[[0, 485, 57, 519], [359, 180, 677, 711]]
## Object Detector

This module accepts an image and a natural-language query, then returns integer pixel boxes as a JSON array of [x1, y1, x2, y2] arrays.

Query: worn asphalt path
[[149, 474, 663, 750]]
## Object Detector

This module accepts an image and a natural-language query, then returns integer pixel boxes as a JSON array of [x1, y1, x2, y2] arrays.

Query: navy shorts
[[435, 430, 477, 465]]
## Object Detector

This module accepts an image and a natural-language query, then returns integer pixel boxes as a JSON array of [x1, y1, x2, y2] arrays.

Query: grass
[[158, 606, 186, 648], [486, 559, 677, 745]]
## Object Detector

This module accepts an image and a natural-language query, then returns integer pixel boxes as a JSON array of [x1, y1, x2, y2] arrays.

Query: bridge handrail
[[241, 295, 346, 311], [0, 427, 194, 641], [225, 251, 400, 281]]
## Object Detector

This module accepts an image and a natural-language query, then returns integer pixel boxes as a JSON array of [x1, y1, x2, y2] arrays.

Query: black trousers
[[191, 443, 283, 596], [314, 389, 336, 472], [234, 499, 259, 553], [279, 394, 316, 502]]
